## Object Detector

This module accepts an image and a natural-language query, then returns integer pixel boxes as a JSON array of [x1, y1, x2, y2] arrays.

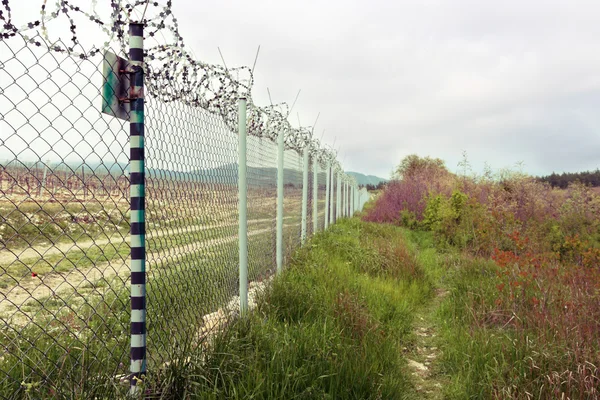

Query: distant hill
[[346, 171, 387, 186], [12, 159, 382, 188]]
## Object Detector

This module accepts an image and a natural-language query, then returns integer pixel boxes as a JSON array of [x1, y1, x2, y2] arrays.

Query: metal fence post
[[344, 180, 348, 217], [336, 172, 341, 222], [238, 97, 248, 315], [276, 130, 284, 274], [341, 178, 345, 218], [350, 184, 353, 215], [350, 184, 354, 215], [312, 155, 318, 234], [329, 167, 335, 225], [301, 146, 309, 243], [128, 21, 146, 394], [324, 163, 330, 230], [343, 176, 346, 218]]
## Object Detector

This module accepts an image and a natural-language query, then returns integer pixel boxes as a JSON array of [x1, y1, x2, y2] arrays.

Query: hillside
[[346, 171, 387, 186]]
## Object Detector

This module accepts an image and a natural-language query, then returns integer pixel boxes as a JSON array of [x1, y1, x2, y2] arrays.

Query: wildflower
[[531, 297, 539, 306]]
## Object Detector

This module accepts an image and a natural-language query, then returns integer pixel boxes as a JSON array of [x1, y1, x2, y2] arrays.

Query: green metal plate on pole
[[101, 51, 130, 120]]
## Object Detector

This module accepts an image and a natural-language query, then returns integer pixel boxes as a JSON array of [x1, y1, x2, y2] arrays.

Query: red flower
[[31, 272, 38, 278]]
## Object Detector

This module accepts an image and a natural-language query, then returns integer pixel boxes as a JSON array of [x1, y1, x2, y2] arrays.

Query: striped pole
[[129, 22, 146, 393], [238, 97, 248, 314]]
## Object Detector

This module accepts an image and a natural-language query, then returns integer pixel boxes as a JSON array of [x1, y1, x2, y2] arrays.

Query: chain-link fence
[[0, 3, 367, 398]]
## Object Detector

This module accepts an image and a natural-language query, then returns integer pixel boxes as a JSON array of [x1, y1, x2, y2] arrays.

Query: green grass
[[176, 219, 433, 399], [0, 220, 304, 399], [400, 228, 600, 399], [0, 201, 129, 249], [1, 218, 440, 399]]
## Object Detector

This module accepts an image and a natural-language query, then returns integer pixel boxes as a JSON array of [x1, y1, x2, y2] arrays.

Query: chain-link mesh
[[246, 134, 278, 304], [282, 149, 303, 261], [143, 78, 242, 369], [317, 163, 328, 232], [0, 34, 131, 397], [0, 3, 365, 397]]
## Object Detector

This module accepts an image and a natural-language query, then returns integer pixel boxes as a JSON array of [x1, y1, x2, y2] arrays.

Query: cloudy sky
[[4, 0, 600, 178], [170, 0, 600, 178]]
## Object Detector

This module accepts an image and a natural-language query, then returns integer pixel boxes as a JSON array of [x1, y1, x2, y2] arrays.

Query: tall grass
[[365, 155, 600, 399], [1, 219, 433, 399], [163, 219, 432, 399]]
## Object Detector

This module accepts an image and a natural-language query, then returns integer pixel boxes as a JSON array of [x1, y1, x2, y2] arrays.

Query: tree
[[392, 154, 448, 180]]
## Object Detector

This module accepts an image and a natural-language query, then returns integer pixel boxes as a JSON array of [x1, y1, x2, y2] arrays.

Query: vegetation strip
[[364, 154, 600, 399], [172, 219, 436, 399]]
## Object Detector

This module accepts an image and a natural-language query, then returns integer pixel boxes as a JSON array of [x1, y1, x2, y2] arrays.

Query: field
[[0, 162, 330, 398]]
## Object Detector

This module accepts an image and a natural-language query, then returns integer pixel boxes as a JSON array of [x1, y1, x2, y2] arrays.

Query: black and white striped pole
[[128, 22, 146, 394]]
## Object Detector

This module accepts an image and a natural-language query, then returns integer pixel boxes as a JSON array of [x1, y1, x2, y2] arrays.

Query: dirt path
[[0, 222, 300, 319], [404, 288, 449, 399], [0, 217, 282, 266]]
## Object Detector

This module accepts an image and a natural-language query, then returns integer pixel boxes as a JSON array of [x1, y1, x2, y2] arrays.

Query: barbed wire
[[0, 0, 339, 159]]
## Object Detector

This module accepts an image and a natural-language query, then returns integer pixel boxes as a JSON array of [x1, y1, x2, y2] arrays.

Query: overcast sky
[[4, 0, 600, 178], [169, 0, 600, 178]]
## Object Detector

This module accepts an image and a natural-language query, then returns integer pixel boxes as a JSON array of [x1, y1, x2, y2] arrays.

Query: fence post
[[39, 162, 48, 197], [238, 97, 248, 315], [351, 184, 354, 215], [312, 155, 318, 234], [301, 146, 309, 243], [341, 178, 345, 218], [344, 180, 348, 217], [324, 163, 330, 230], [128, 21, 146, 394], [350, 183, 353, 215], [276, 130, 284, 274], [336, 172, 341, 222], [343, 177, 346, 218], [329, 167, 335, 225]]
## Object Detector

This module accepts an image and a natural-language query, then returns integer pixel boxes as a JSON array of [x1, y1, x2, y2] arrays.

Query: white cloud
[[3, 0, 599, 178]]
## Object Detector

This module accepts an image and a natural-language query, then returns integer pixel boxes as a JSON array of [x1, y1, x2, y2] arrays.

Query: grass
[[0, 217, 437, 399], [434, 251, 600, 399], [175, 219, 434, 399], [7, 202, 596, 399], [0, 200, 129, 249], [364, 155, 600, 399], [0, 215, 308, 398], [0, 219, 281, 288], [391, 227, 600, 399]]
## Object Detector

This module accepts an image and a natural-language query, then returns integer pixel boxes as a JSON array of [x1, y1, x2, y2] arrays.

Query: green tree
[[392, 154, 448, 180]]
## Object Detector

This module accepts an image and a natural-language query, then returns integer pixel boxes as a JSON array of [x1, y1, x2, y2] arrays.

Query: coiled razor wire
[[1, 0, 337, 160]]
